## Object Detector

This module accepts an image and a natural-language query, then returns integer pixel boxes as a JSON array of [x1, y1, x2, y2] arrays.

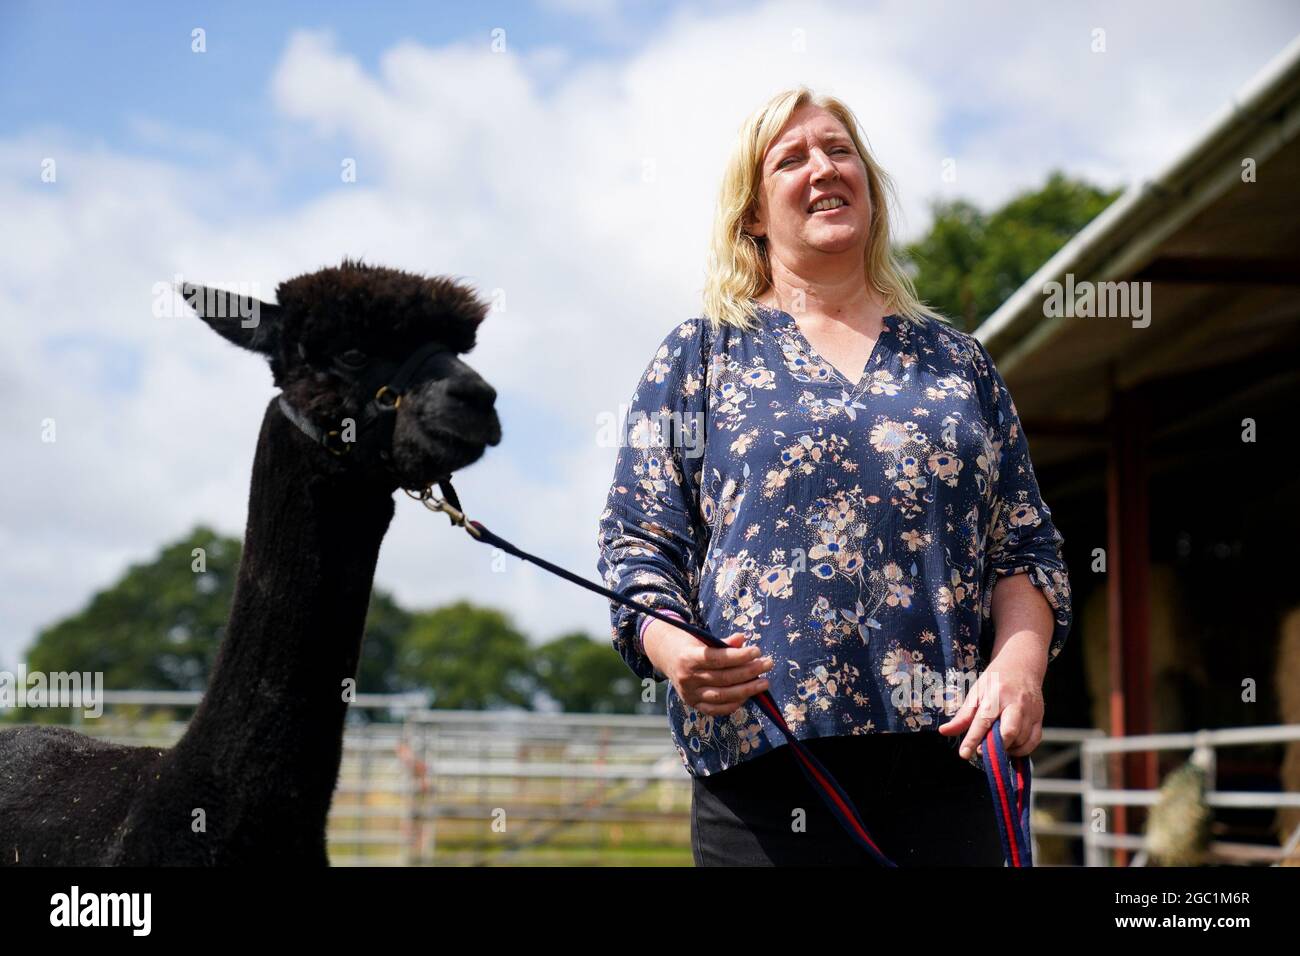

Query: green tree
[[23, 525, 412, 700], [534, 631, 657, 714], [356, 589, 413, 695], [397, 600, 536, 710], [28, 526, 240, 692], [900, 170, 1122, 332]]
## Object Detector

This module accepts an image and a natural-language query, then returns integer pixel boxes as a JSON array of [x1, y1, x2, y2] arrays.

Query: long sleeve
[[972, 337, 1073, 667], [595, 319, 710, 683]]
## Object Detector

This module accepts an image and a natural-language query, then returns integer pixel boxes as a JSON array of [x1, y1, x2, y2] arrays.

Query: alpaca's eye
[[339, 349, 368, 368]]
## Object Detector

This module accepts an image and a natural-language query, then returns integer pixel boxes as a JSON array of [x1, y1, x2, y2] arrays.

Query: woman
[[595, 87, 1073, 866]]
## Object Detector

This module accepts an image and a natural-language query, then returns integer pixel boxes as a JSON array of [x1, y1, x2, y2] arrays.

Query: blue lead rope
[[983, 711, 1034, 867], [413, 484, 1033, 867]]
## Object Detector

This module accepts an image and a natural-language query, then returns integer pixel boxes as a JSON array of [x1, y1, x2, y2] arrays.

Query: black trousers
[[690, 731, 1007, 866]]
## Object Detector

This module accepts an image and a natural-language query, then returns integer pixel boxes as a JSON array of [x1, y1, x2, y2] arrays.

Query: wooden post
[[1105, 378, 1158, 865]]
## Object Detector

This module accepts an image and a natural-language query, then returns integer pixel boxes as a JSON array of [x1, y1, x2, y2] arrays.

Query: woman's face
[[747, 104, 872, 262]]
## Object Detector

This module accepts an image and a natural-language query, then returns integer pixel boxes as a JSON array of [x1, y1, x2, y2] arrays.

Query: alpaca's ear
[[175, 281, 279, 355]]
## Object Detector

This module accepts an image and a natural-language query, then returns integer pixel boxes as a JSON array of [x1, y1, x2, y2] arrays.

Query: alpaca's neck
[[171, 397, 396, 846]]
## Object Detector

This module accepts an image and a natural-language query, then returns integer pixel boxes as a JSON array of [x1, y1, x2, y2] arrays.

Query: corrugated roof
[[966, 35, 1300, 471]]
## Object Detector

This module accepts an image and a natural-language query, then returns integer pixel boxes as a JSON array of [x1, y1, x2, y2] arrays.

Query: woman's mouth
[[808, 197, 850, 216]]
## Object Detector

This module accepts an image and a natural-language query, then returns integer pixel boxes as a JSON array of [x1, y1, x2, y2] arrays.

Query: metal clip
[[404, 483, 481, 538]]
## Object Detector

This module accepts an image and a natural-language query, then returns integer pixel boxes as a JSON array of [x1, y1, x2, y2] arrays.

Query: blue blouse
[[595, 302, 1073, 777]]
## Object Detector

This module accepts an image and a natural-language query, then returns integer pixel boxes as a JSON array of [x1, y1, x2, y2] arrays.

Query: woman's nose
[[809, 150, 838, 180]]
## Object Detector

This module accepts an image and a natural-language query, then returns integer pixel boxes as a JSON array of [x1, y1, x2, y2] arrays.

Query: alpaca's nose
[[446, 376, 497, 410]]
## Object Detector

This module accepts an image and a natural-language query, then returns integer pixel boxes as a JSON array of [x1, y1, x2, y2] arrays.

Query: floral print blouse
[[595, 301, 1073, 777]]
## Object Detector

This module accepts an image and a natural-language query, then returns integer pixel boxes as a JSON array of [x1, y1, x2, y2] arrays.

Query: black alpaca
[[0, 259, 501, 865]]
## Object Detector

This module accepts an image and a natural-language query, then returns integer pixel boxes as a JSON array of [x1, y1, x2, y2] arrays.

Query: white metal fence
[[1078, 724, 1300, 867], [5, 691, 1296, 866], [11, 691, 690, 865]]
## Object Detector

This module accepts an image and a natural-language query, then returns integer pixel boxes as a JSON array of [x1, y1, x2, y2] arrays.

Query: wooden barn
[[974, 34, 1300, 862]]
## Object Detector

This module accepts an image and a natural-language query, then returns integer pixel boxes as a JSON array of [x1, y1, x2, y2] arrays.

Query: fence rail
[[4, 693, 1295, 866], [1079, 724, 1300, 867]]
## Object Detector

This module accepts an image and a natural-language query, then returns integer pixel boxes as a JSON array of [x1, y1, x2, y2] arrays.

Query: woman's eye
[[340, 349, 368, 367], [779, 148, 849, 168]]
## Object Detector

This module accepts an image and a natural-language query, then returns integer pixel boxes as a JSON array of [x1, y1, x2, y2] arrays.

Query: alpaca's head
[[178, 258, 501, 490]]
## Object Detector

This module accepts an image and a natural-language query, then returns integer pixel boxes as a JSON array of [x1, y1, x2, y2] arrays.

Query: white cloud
[[2, 0, 1297, 671]]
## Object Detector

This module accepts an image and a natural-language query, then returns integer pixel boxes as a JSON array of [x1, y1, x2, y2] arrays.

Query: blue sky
[[1, 1, 677, 134], [2, 0, 1299, 672], [0, 0, 695, 213]]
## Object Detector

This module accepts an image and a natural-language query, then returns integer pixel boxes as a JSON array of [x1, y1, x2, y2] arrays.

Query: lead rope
[[409, 480, 1033, 867]]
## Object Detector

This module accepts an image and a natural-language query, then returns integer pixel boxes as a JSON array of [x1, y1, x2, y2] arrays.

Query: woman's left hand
[[940, 572, 1054, 759], [938, 654, 1045, 760]]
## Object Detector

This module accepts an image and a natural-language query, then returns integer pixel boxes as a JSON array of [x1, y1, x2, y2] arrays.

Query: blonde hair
[[702, 86, 947, 333]]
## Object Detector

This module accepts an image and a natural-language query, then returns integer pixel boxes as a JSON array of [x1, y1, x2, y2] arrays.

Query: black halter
[[276, 340, 461, 494]]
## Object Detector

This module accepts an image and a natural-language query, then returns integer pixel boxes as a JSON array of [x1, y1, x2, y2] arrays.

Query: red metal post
[[1105, 381, 1158, 865]]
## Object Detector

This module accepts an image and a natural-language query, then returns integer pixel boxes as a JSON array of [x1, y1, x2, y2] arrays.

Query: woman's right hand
[[643, 619, 774, 717]]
